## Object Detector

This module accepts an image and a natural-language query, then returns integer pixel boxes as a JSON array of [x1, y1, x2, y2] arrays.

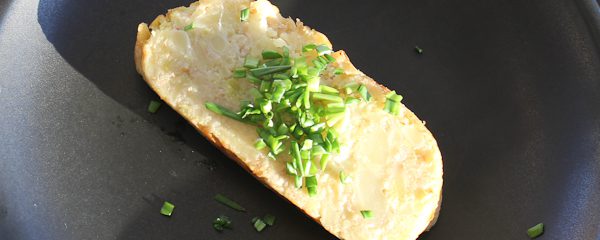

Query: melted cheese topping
[[136, 1, 443, 239]]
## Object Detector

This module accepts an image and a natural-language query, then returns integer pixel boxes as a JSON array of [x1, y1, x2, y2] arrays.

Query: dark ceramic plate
[[1, 0, 600, 239]]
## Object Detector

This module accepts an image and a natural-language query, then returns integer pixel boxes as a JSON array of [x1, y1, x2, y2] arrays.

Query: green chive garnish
[[252, 217, 267, 232], [263, 214, 276, 226], [160, 201, 174, 216], [324, 54, 336, 63], [360, 210, 373, 219], [415, 45, 423, 54], [254, 139, 267, 150], [240, 8, 250, 22], [384, 91, 403, 116], [527, 223, 544, 239], [262, 50, 282, 59], [233, 68, 246, 78], [305, 176, 317, 197], [302, 44, 316, 52], [244, 56, 260, 69], [148, 100, 162, 113], [209, 44, 354, 196], [357, 84, 371, 101], [214, 194, 246, 212], [250, 65, 291, 77], [334, 68, 344, 75], [213, 215, 232, 231], [312, 93, 344, 103], [205, 102, 242, 121], [315, 45, 332, 55], [183, 23, 194, 31]]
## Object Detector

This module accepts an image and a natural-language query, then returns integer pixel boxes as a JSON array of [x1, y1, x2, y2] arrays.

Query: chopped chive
[[160, 201, 175, 216], [254, 139, 267, 150], [148, 100, 162, 113], [240, 8, 250, 22], [317, 56, 329, 65], [527, 223, 544, 239], [319, 85, 339, 94], [262, 50, 282, 59], [302, 44, 316, 52], [294, 175, 303, 188], [386, 90, 403, 102], [334, 68, 344, 75], [345, 97, 360, 105], [315, 45, 332, 55], [263, 214, 276, 226], [305, 175, 317, 196], [213, 215, 232, 231], [205, 102, 242, 121], [324, 54, 336, 63], [233, 68, 246, 78], [286, 162, 297, 175], [244, 56, 260, 69], [252, 218, 267, 232], [415, 45, 423, 54], [357, 84, 371, 101], [183, 23, 194, 31], [250, 65, 291, 77], [319, 154, 330, 170], [312, 93, 343, 102], [306, 77, 321, 92], [360, 210, 373, 219], [214, 194, 246, 212], [384, 91, 403, 115]]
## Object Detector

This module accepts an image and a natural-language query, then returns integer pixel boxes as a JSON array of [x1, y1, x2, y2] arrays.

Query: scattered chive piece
[[147, 100, 162, 113], [244, 56, 260, 69], [305, 176, 317, 197], [252, 218, 267, 232], [160, 201, 175, 216], [360, 210, 373, 219], [240, 8, 250, 22], [213, 215, 232, 231], [254, 139, 267, 150], [339, 170, 348, 184], [315, 45, 332, 55], [214, 194, 246, 212], [415, 45, 423, 54], [333, 68, 344, 75], [205, 102, 242, 121], [183, 23, 194, 31], [302, 44, 316, 52], [383, 91, 403, 115], [312, 93, 343, 102], [324, 54, 336, 63], [263, 214, 276, 226], [527, 223, 544, 239], [250, 65, 291, 77], [262, 50, 283, 59], [357, 84, 372, 101], [233, 68, 246, 78]]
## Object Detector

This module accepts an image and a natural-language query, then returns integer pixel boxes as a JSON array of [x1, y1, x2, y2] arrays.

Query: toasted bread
[[135, 0, 443, 239]]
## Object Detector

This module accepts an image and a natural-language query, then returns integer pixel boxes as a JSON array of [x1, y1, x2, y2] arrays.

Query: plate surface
[[1, 0, 600, 239]]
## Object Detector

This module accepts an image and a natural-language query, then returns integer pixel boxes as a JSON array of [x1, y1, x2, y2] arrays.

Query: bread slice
[[135, 0, 443, 239]]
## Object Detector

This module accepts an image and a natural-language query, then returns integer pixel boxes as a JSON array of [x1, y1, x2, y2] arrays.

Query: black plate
[[1, 0, 600, 239]]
